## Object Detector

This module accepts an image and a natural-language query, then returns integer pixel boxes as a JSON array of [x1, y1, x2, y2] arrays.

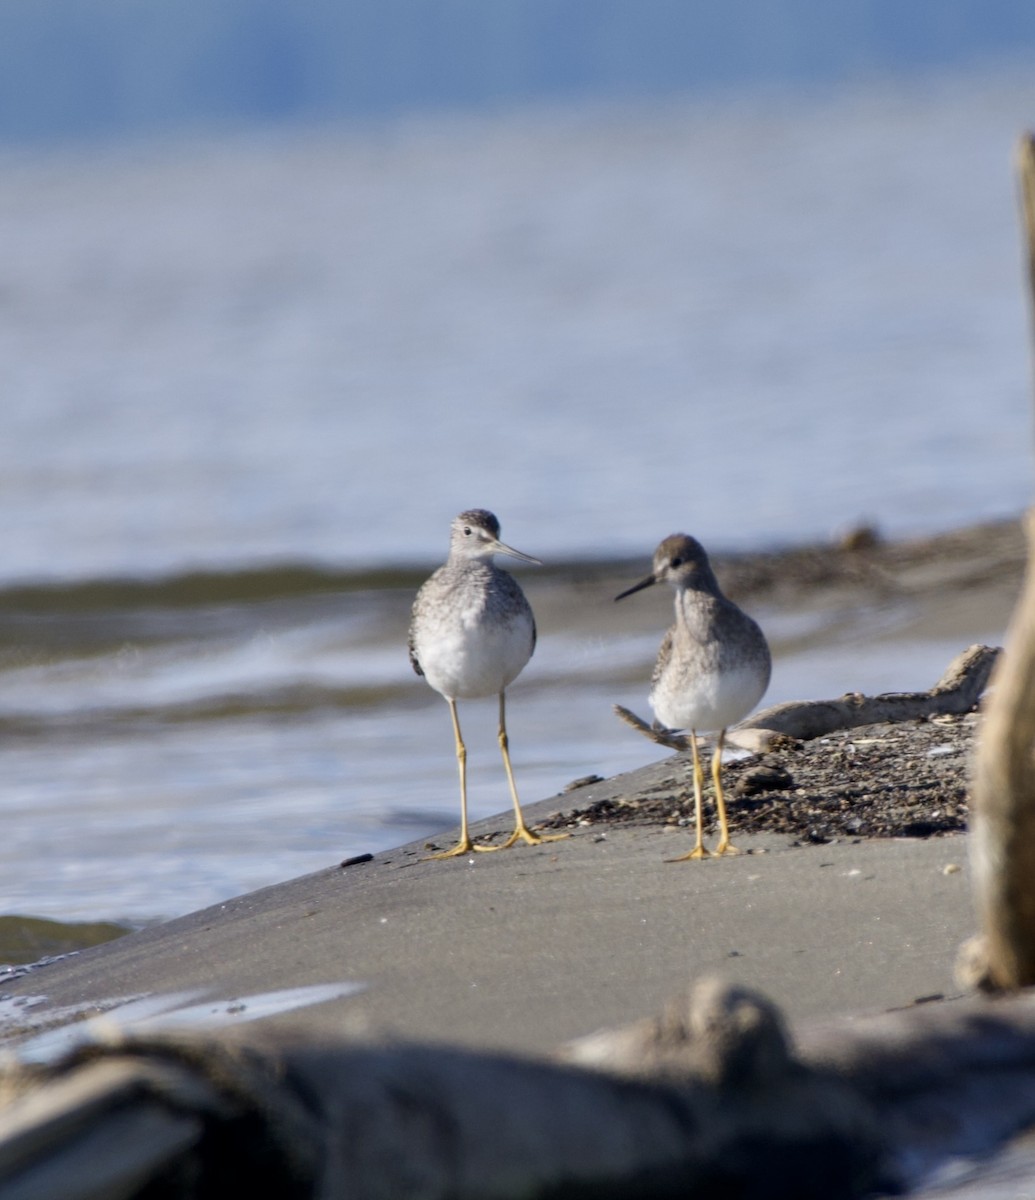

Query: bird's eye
[[670, 557, 682, 568], [463, 527, 472, 536]]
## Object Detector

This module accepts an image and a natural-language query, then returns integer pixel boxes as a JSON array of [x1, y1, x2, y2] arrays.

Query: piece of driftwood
[[567, 977, 1035, 1193], [968, 530, 1035, 991], [963, 136, 1035, 993], [614, 642, 998, 755], [9, 976, 1035, 1198], [0, 979, 879, 1200]]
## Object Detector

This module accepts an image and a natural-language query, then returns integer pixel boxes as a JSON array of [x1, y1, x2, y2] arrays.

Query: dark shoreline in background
[[0, 512, 1023, 611], [0, 512, 1020, 737]]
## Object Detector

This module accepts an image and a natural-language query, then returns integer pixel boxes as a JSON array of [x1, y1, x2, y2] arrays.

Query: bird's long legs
[[668, 727, 740, 861], [425, 694, 567, 858], [711, 729, 740, 856], [494, 691, 568, 850], [424, 698, 480, 858], [668, 729, 710, 861]]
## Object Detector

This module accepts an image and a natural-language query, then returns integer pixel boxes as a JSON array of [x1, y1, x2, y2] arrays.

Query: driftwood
[[614, 642, 999, 755], [7, 976, 1035, 1198], [0, 979, 878, 1200], [567, 976, 1035, 1192], [967, 514, 1035, 991], [964, 138, 1035, 994]]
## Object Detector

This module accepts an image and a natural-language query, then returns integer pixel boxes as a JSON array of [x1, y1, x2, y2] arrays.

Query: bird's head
[[615, 534, 712, 599], [449, 509, 541, 566]]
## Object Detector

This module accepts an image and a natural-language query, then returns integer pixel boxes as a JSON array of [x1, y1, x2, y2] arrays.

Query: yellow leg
[[712, 729, 740, 856], [490, 691, 569, 850], [668, 729, 711, 861], [424, 698, 480, 859]]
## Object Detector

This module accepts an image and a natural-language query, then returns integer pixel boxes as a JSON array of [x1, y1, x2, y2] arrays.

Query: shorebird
[[616, 534, 771, 860], [409, 509, 568, 858]]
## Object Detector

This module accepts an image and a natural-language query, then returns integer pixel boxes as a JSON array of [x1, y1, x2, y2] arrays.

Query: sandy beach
[[0, 518, 1020, 1060]]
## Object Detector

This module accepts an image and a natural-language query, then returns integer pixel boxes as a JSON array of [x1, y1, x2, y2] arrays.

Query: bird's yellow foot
[[423, 839, 506, 859], [714, 840, 741, 856], [424, 827, 568, 858], [667, 844, 711, 862], [423, 838, 478, 860], [493, 825, 570, 850]]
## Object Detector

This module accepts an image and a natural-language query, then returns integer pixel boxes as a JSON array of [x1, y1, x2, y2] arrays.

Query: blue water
[[0, 64, 1030, 926], [3, 72, 1032, 583]]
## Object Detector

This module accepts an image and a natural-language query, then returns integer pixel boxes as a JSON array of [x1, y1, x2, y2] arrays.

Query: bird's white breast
[[413, 591, 534, 700], [651, 660, 767, 734]]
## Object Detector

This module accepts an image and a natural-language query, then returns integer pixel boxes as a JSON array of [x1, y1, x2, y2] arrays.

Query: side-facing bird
[[616, 533, 771, 860], [409, 509, 568, 858]]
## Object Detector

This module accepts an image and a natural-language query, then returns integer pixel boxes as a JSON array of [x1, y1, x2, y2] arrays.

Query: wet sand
[[0, 517, 1021, 1057]]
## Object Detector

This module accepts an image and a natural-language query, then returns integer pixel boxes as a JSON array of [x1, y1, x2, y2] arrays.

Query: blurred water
[[0, 67, 1030, 926], [2, 69, 1032, 581]]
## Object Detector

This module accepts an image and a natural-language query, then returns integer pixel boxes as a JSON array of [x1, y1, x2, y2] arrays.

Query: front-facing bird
[[409, 509, 568, 858], [616, 534, 771, 860]]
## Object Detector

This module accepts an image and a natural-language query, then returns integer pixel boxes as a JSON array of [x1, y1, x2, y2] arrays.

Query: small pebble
[[565, 774, 604, 792], [734, 763, 794, 797], [943, 863, 961, 875]]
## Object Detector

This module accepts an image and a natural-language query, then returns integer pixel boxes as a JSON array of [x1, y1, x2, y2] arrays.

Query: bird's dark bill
[[614, 575, 656, 602]]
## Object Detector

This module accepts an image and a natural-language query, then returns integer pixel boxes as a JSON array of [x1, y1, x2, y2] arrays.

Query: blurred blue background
[[2, 0, 1035, 142], [1, 1, 1033, 926]]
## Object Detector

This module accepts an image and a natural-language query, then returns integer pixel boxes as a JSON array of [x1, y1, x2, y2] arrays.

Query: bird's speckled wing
[[498, 569, 536, 657], [407, 582, 427, 677], [650, 626, 674, 690], [408, 630, 424, 677]]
